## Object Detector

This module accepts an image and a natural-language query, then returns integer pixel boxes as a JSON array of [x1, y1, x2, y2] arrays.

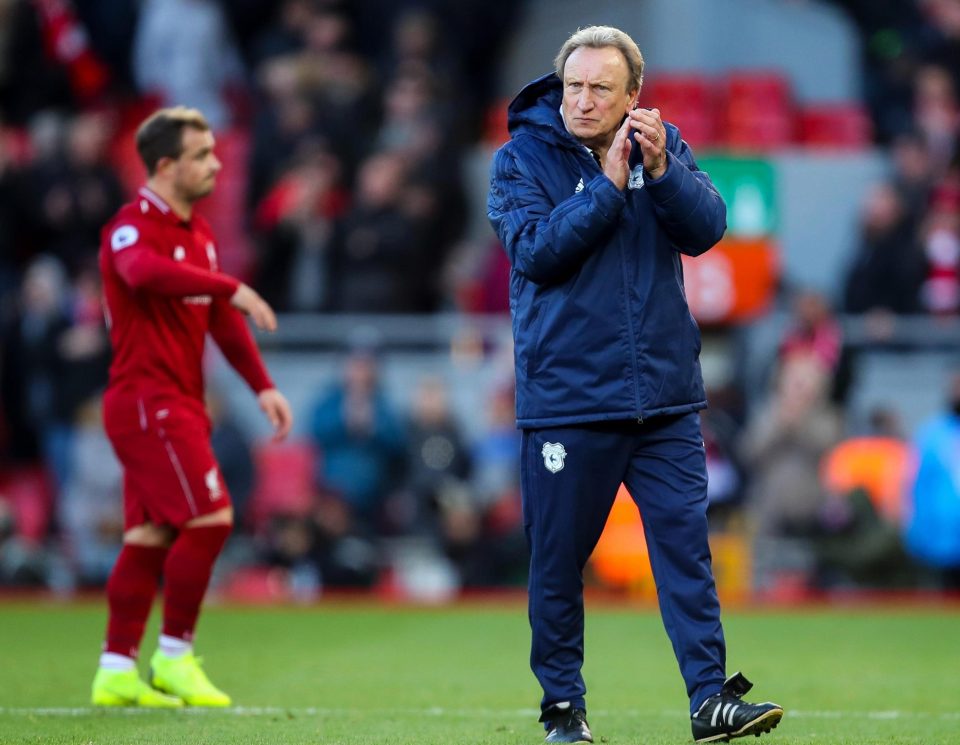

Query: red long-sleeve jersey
[[100, 186, 273, 404]]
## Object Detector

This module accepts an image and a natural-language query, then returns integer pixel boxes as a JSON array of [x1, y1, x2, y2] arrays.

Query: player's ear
[[155, 155, 176, 176]]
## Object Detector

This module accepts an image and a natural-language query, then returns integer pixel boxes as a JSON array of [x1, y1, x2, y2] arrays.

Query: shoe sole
[[150, 673, 173, 697], [91, 692, 131, 707], [694, 707, 783, 743], [151, 676, 231, 707], [92, 691, 183, 708], [544, 730, 593, 744]]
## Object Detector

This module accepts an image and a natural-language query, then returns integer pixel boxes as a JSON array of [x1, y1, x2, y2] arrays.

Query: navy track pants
[[521, 413, 726, 715]]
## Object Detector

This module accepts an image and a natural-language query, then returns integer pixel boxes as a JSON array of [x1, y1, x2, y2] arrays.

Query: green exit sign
[[698, 157, 777, 237]]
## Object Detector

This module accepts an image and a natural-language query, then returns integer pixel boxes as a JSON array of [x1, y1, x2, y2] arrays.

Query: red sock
[[161, 524, 231, 641], [104, 544, 168, 658]]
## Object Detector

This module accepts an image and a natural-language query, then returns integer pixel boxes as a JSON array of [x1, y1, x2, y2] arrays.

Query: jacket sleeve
[[487, 144, 626, 285], [208, 298, 275, 394], [643, 131, 727, 256]]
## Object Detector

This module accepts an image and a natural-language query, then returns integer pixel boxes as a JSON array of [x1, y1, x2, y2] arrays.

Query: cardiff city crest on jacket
[[542, 442, 567, 473], [627, 164, 645, 190]]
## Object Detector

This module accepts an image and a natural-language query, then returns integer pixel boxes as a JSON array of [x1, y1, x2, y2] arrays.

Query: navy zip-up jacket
[[487, 73, 726, 428]]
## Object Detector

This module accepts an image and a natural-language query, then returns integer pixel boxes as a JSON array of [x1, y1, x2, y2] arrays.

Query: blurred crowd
[[0, 0, 521, 312], [835, 0, 960, 317], [253, 344, 527, 600], [692, 0, 960, 596], [1, 0, 959, 597], [0, 0, 525, 596]]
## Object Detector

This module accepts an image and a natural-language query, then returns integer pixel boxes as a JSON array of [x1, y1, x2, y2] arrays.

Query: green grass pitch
[[0, 600, 957, 744]]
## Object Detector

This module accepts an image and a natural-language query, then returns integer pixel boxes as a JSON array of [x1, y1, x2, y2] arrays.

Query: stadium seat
[[797, 105, 872, 149], [0, 466, 54, 545], [483, 99, 511, 146], [721, 71, 795, 151], [248, 440, 317, 532], [641, 74, 718, 148], [219, 565, 288, 602], [725, 71, 792, 110]]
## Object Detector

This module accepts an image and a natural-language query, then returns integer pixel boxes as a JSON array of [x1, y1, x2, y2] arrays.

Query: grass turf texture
[[0, 601, 957, 744]]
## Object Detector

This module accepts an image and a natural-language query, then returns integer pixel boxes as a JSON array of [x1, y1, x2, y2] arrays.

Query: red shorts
[[103, 389, 232, 530]]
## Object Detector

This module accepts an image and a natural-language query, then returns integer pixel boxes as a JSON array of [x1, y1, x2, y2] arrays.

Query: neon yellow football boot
[[91, 667, 184, 708], [149, 650, 232, 707]]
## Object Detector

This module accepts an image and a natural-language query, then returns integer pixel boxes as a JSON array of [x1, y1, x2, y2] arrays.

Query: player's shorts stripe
[[163, 439, 198, 516]]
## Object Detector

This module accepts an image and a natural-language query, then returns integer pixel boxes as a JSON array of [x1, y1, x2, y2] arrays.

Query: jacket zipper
[[617, 227, 644, 423], [587, 147, 644, 423]]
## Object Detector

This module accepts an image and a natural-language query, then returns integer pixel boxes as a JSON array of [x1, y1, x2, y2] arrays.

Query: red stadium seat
[[219, 565, 287, 602], [641, 73, 718, 148], [725, 71, 792, 110], [483, 99, 511, 146], [248, 440, 317, 532], [797, 105, 872, 149], [0, 466, 54, 545], [721, 71, 795, 151]]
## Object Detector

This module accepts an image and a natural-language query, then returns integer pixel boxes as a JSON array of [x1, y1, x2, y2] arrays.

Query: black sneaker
[[540, 703, 593, 744], [691, 672, 783, 743]]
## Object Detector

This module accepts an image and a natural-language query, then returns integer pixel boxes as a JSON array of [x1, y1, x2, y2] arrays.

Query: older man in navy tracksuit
[[488, 26, 782, 745]]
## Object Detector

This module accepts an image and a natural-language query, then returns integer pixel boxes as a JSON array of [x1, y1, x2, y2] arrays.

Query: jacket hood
[[507, 73, 577, 147]]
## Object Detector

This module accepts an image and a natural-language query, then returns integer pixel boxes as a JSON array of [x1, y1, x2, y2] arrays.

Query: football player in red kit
[[91, 107, 293, 708]]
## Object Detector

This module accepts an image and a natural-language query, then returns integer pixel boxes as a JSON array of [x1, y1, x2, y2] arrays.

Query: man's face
[[171, 127, 221, 202], [561, 45, 637, 151]]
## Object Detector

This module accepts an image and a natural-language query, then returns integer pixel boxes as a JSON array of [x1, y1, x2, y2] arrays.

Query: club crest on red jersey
[[205, 466, 223, 501]]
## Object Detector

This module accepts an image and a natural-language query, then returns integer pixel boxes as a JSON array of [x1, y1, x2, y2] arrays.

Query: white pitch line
[[0, 707, 958, 720]]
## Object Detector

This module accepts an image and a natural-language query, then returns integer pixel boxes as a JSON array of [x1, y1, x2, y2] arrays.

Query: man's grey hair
[[554, 25, 644, 93]]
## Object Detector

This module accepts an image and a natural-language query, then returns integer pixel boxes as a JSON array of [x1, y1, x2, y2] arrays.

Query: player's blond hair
[[554, 25, 645, 93], [135, 107, 210, 175]]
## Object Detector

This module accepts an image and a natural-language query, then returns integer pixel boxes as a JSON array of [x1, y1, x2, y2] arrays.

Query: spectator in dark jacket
[[20, 113, 123, 276], [309, 345, 405, 533], [328, 151, 431, 312], [487, 25, 782, 745], [844, 182, 926, 314]]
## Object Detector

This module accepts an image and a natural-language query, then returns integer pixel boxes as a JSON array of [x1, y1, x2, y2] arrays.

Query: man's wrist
[[644, 160, 668, 180], [603, 171, 628, 191]]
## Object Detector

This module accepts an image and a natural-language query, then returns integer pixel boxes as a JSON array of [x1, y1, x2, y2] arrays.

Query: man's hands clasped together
[[603, 107, 668, 190]]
